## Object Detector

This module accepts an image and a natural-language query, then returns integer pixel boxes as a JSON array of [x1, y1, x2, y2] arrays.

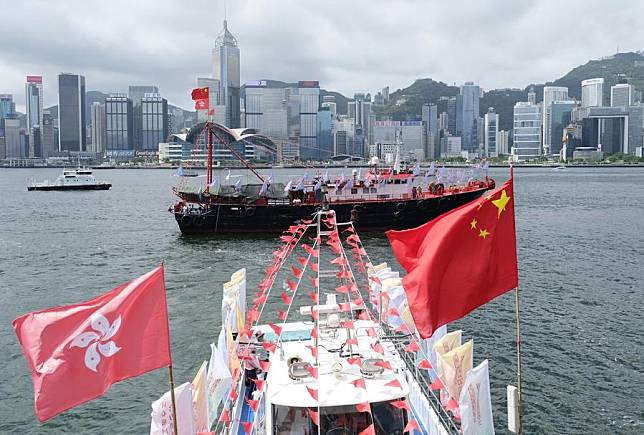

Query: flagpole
[[510, 163, 523, 434], [168, 365, 179, 435]]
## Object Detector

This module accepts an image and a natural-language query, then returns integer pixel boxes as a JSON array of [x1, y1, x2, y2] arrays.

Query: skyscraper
[[90, 102, 106, 153], [298, 81, 320, 160], [581, 78, 604, 108], [484, 108, 499, 158], [422, 103, 438, 160], [25, 75, 44, 157], [105, 94, 133, 150], [213, 20, 241, 128], [128, 85, 158, 149], [0, 94, 15, 119], [57, 73, 86, 152], [459, 82, 480, 152], [140, 93, 168, 150], [244, 81, 288, 140], [542, 86, 568, 154], [41, 111, 56, 157], [611, 83, 634, 107], [512, 101, 541, 162], [549, 101, 576, 156]]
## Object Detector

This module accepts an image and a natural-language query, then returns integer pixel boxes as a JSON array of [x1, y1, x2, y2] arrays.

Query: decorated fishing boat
[[193, 208, 500, 434], [169, 122, 494, 235]]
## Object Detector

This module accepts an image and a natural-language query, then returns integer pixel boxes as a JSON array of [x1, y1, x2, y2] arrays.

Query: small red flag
[[386, 177, 518, 338], [351, 378, 366, 389], [405, 341, 421, 352], [191, 87, 209, 100], [268, 323, 282, 336], [306, 386, 318, 401], [12, 266, 172, 422], [194, 98, 209, 110], [418, 359, 433, 370], [385, 379, 402, 388], [356, 402, 371, 413], [308, 408, 319, 425], [291, 266, 303, 279], [358, 424, 375, 435], [404, 420, 420, 433]]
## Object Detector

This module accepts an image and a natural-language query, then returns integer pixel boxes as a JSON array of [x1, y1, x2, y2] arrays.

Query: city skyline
[[2, 0, 644, 112]]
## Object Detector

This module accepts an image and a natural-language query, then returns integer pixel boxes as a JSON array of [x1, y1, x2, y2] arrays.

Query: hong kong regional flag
[[386, 177, 518, 338], [13, 265, 172, 422]]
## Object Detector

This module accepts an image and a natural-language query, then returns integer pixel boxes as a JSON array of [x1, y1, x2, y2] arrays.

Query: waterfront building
[[422, 103, 438, 160], [244, 81, 288, 141], [25, 75, 44, 157], [141, 93, 168, 150], [512, 101, 541, 162], [0, 94, 15, 119], [498, 130, 510, 155], [459, 82, 480, 152], [90, 102, 106, 153], [626, 105, 644, 153], [580, 107, 628, 155], [542, 86, 569, 154], [1, 116, 23, 158], [58, 73, 86, 152], [347, 93, 372, 148], [484, 108, 499, 158], [105, 94, 134, 150], [298, 81, 320, 160], [316, 107, 333, 161], [438, 112, 449, 131], [128, 85, 158, 149], [440, 135, 463, 158], [581, 78, 604, 108], [549, 101, 576, 156], [446, 96, 459, 136], [213, 20, 241, 128], [41, 111, 56, 157], [333, 116, 355, 156], [321, 95, 337, 117], [611, 83, 634, 107], [373, 120, 425, 160]]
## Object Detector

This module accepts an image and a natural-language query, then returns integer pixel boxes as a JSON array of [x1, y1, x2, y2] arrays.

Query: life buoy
[[352, 204, 363, 213], [393, 210, 403, 220], [245, 206, 256, 217], [181, 215, 194, 226], [417, 199, 427, 210], [396, 202, 406, 212]]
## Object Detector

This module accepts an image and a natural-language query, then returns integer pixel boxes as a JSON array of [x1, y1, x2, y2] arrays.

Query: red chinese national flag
[[13, 265, 172, 422], [386, 177, 518, 338], [191, 86, 209, 100]]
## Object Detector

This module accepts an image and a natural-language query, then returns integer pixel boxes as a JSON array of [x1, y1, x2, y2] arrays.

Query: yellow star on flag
[[491, 189, 511, 218], [478, 228, 490, 239], [470, 218, 478, 229]]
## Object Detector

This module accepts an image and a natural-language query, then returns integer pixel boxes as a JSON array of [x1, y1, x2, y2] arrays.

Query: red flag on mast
[[13, 265, 172, 422], [386, 177, 518, 338], [191, 87, 209, 100]]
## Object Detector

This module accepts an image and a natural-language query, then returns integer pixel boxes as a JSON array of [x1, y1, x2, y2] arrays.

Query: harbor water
[[0, 167, 642, 434]]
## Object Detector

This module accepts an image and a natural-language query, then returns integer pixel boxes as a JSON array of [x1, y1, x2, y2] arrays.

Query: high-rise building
[[484, 108, 499, 158], [41, 111, 56, 157], [244, 81, 288, 140], [373, 121, 425, 161], [549, 101, 576, 156], [25, 75, 44, 157], [321, 95, 337, 117], [527, 89, 536, 105], [141, 93, 168, 150], [512, 101, 541, 162], [334, 116, 355, 155], [1, 116, 22, 158], [213, 20, 241, 127], [611, 83, 634, 107], [422, 103, 438, 160], [459, 82, 480, 152], [58, 73, 86, 152], [105, 94, 133, 150], [298, 81, 320, 160], [90, 102, 106, 153], [542, 86, 569, 154], [0, 94, 15, 119], [447, 96, 458, 135], [581, 78, 604, 108], [128, 85, 158, 149], [348, 93, 372, 149], [580, 107, 628, 155], [498, 130, 510, 155], [316, 107, 333, 160]]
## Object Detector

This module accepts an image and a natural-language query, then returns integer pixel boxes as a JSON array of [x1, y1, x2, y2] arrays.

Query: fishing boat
[[203, 209, 498, 434], [27, 168, 111, 191], [170, 122, 494, 235]]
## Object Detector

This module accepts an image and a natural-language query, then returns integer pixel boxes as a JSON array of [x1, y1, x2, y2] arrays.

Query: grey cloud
[[1, 0, 643, 112]]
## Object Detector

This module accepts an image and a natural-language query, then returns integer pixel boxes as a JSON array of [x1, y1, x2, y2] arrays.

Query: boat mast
[[206, 123, 213, 192]]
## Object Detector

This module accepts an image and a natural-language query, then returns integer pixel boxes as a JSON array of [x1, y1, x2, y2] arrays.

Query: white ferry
[[27, 168, 111, 191]]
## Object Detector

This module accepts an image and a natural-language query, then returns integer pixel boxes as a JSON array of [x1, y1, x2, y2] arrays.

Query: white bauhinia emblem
[[70, 313, 122, 372]]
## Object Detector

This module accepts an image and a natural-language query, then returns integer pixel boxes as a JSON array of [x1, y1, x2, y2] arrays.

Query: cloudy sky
[[1, 0, 643, 112]]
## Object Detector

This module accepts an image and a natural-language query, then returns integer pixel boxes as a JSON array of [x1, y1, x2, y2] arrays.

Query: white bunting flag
[[191, 361, 209, 433], [459, 359, 495, 435], [206, 332, 232, 426], [150, 382, 195, 435]]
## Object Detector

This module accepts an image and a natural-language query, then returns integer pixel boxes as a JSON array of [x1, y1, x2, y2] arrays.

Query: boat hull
[[27, 184, 112, 191], [175, 187, 486, 235]]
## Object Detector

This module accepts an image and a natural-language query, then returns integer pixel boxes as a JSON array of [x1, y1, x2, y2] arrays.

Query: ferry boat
[[170, 122, 494, 235], [27, 168, 111, 191], [202, 209, 497, 434]]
